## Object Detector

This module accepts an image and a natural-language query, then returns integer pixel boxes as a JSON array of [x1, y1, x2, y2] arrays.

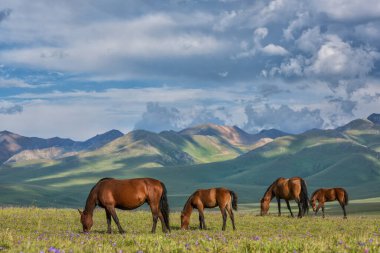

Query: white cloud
[[213, 10, 238, 32], [311, 0, 380, 21], [283, 11, 310, 40], [271, 32, 380, 89], [2, 86, 254, 139], [254, 27, 268, 41], [0, 77, 51, 88], [244, 103, 325, 133], [218, 71, 229, 77], [354, 21, 380, 43], [261, 44, 288, 56], [296, 27, 324, 53], [0, 100, 23, 114], [134, 102, 183, 132], [235, 27, 288, 58], [0, 6, 227, 75], [306, 35, 379, 79]]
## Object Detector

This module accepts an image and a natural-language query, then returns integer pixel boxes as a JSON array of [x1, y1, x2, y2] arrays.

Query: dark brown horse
[[260, 177, 309, 218], [78, 177, 170, 233], [180, 188, 237, 231], [310, 188, 348, 218]]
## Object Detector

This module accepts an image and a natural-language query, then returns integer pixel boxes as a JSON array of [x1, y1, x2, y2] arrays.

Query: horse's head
[[180, 212, 190, 230], [260, 198, 270, 216], [78, 209, 93, 233], [310, 199, 316, 212]]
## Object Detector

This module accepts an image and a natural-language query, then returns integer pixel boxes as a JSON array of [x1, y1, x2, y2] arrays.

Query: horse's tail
[[299, 178, 309, 216], [229, 190, 238, 211], [343, 189, 349, 206], [159, 182, 170, 232]]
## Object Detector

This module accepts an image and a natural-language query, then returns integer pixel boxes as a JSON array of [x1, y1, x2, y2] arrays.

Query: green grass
[[0, 208, 379, 252]]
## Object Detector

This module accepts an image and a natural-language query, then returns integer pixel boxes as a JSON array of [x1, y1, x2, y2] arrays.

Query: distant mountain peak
[[0, 130, 13, 135], [81, 129, 124, 150], [367, 113, 380, 125], [337, 118, 374, 132]]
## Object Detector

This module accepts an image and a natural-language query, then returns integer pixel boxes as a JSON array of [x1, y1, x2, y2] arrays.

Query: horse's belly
[[117, 196, 146, 210]]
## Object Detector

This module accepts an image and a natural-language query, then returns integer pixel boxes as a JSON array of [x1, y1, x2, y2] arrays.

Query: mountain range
[[0, 114, 379, 210], [0, 129, 124, 164]]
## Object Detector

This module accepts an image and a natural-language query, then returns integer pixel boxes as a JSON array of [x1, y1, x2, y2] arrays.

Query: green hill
[[0, 117, 379, 210]]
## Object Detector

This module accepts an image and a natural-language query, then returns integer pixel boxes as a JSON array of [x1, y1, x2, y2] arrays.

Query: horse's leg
[[198, 211, 203, 229], [321, 204, 325, 218], [276, 197, 281, 216], [295, 199, 302, 218], [157, 212, 168, 233], [220, 207, 228, 231], [315, 202, 322, 215], [105, 210, 112, 234], [107, 206, 125, 234], [198, 207, 206, 230], [148, 203, 160, 233], [339, 201, 347, 219], [226, 205, 236, 230], [285, 200, 294, 217]]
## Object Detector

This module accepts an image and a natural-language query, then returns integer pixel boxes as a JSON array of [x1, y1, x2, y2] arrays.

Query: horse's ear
[[78, 209, 83, 215]]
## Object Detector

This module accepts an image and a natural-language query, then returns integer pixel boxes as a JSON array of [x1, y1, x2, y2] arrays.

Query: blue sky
[[0, 0, 379, 140]]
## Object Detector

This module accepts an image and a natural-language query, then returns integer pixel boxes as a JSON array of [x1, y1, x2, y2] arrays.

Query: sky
[[0, 0, 379, 140]]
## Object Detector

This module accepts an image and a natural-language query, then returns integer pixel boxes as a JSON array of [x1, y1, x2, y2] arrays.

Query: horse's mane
[[310, 189, 320, 198], [182, 192, 195, 212], [263, 178, 281, 197]]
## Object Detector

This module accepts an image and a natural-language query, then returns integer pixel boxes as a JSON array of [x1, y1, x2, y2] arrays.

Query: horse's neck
[[183, 197, 194, 217], [264, 185, 275, 200], [84, 190, 97, 215]]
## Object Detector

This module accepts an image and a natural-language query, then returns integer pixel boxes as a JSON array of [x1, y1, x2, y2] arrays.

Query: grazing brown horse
[[78, 177, 170, 234], [260, 177, 309, 218], [180, 188, 237, 231], [310, 188, 348, 218]]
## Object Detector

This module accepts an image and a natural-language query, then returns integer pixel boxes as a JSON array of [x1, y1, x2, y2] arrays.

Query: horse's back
[[193, 188, 231, 208], [275, 177, 303, 199], [95, 178, 163, 210]]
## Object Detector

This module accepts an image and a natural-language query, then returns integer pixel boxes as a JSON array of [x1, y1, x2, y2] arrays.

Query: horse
[[180, 188, 237, 231], [310, 188, 348, 219], [260, 177, 309, 218], [78, 177, 170, 234]]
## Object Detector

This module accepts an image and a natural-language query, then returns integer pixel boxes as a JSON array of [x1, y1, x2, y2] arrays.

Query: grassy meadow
[[0, 207, 379, 253]]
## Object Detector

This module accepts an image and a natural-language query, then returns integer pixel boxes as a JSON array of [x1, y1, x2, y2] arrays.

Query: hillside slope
[[0, 116, 379, 209]]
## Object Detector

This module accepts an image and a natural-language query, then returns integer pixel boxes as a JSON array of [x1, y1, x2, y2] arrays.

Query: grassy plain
[[0, 207, 379, 253]]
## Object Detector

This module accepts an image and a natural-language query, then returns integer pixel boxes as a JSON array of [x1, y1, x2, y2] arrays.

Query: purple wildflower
[[338, 240, 343, 245], [358, 242, 366, 247], [253, 236, 260, 241], [364, 249, 369, 253], [48, 247, 60, 253], [368, 238, 373, 244], [185, 243, 190, 250], [195, 240, 199, 246], [136, 250, 143, 253]]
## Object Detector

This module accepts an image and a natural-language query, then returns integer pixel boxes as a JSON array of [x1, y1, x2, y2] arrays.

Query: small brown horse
[[180, 188, 237, 231], [78, 177, 170, 233], [260, 177, 309, 218], [310, 188, 348, 218]]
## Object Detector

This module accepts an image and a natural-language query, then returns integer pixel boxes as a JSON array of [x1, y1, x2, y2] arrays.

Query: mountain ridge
[[1, 114, 379, 208]]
